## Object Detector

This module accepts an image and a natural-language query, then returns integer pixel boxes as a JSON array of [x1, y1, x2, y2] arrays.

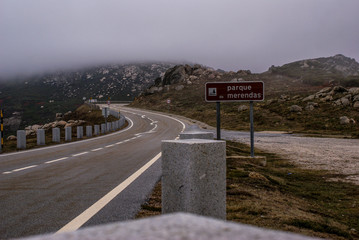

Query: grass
[[136, 141, 359, 240]]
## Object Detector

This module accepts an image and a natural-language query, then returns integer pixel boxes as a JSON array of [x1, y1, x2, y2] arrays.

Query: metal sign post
[[249, 101, 254, 157], [216, 102, 221, 140], [205, 81, 264, 157]]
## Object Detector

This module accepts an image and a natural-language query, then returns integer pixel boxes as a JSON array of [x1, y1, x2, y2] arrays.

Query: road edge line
[[56, 152, 162, 233]]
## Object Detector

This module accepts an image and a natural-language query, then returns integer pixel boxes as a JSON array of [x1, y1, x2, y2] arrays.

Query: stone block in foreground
[[20, 213, 319, 240], [162, 139, 226, 219]]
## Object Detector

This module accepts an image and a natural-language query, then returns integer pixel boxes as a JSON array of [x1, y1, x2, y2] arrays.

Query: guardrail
[[15, 114, 126, 150]]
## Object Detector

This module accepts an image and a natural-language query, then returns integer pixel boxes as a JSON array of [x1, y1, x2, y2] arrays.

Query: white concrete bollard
[[86, 126, 92, 137], [162, 139, 226, 219], [120, 116, 125, 128], [17, 130, 26, 149], [52, 128, 60, 142], [37, 129, 45, 145], [77, 126, 83, 139], [94, 125, 100, 135], [101, 124, 106, 134], [65, 127, 72, 141]]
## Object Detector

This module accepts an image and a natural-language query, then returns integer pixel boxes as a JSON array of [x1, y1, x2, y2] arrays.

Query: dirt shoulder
[[230, 133, 359, 185]]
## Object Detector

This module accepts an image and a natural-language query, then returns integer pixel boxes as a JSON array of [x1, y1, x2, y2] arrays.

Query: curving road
[[0, 105, 185, 239]]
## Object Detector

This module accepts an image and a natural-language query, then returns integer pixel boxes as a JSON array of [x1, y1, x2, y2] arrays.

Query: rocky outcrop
[[7, 135, 17, 141], [302, 86, 359, 108], [238, 105, 249, 112], [290, 105, 302, 113], [24, 120, 86, 136], [144, 64, 208, 94], [340, 116, 356, 125]]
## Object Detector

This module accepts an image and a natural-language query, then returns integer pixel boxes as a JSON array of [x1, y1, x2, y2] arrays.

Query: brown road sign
[[205, 81, 264, 102]]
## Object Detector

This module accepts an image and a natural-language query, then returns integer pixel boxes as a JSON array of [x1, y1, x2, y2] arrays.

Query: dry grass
[[136, 141, 359, 240]]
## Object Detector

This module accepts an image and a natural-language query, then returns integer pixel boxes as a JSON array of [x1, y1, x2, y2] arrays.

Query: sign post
[[205, 81, 264, 157], [216, 102, 221, 140], [249, 101, 254, 157]]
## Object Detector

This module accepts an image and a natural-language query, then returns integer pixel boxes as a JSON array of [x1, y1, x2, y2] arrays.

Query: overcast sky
[[1, 0, 359, 78]]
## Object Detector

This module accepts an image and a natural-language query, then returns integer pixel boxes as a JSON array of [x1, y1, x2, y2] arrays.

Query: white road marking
[[121, 108, 186, 133], [72, 152, 88, 157], [91, 148, 103, 152], [12, 165, 38, 172], [45, 157, 69, 164], [57, 152, 163, 233], [2, 171, 12, 174], [115, 142, 123, 145], [105, 144, 115, 148]]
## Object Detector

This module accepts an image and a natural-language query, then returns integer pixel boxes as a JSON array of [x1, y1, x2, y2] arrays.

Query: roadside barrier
[[13, 114, 126, 150]]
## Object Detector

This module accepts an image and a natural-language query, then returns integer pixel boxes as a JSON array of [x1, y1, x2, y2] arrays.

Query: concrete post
[[77, 126, 83, 139], [37, 129, 45, 145], [17, 130, 26, 149], [101, 124, 106, 134], [107, 122, 111, 132], [119, 115, 125, 128], [52, 128, 60, 142], [162, 139, 226, 219], [111, 122, 116, 131], [65, 127, 72, 141], [86, 126, 92, 137], [115, 120, 119, 130], [94, 125, 100, 135]]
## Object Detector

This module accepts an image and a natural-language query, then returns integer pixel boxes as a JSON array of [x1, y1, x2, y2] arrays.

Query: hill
[[131, 55, 359, 137], [267, 54, 359, 86], [0, 62, 174, 135]]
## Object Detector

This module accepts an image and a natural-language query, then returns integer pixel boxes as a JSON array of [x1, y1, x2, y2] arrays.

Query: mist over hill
[[0, 62, 174, 134]]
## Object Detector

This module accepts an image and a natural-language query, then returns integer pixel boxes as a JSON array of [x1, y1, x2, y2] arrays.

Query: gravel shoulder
[[223, 131, 359, 185]]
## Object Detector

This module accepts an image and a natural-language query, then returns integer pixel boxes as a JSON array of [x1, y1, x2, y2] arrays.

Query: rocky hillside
[[132, 55, 359, 137], [267, 54, 359, 86], [0, 62, 174, 135]]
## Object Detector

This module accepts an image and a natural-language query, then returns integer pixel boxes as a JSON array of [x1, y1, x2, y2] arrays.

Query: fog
[[1, 0, 359, 78]]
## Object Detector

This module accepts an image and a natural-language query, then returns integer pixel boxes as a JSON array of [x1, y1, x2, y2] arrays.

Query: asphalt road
[[0, 106, 185, 239]]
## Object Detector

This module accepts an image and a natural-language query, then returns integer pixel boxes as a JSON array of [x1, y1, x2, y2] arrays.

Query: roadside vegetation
[[1, 104, 123, 153], [131, 87, 359, 138], [136, 141, 359, 239]]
